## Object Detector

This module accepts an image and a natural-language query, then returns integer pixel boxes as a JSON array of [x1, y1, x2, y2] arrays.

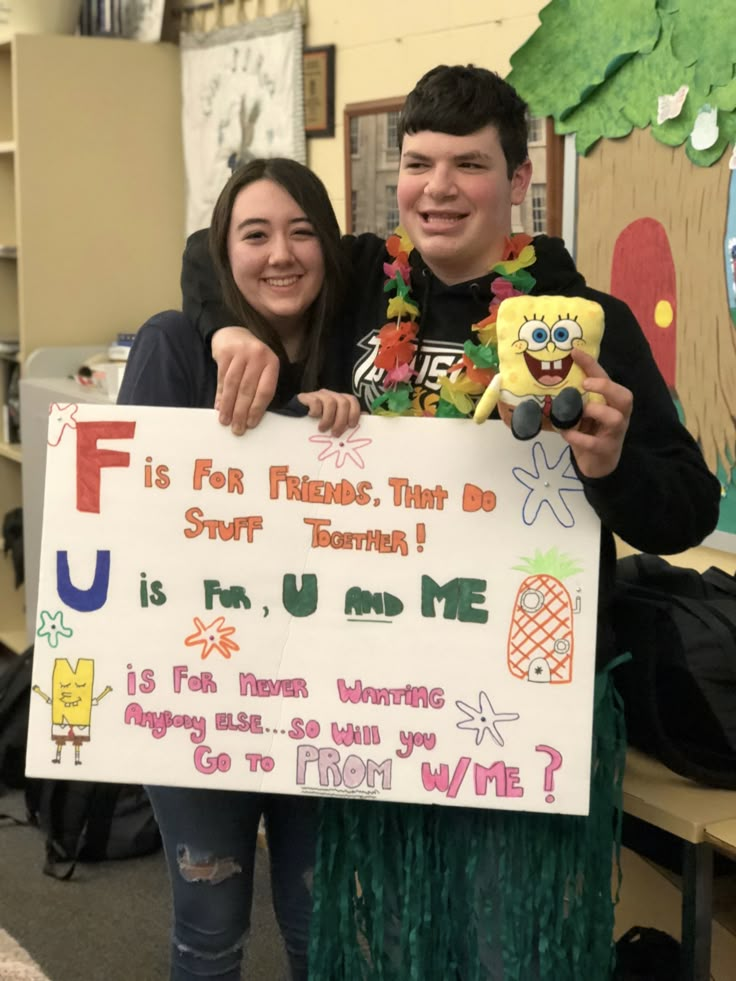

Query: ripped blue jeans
[[147, 785, 318, 980]]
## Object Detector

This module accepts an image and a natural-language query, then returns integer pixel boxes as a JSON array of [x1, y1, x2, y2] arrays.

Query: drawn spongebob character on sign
[[473, 295, 605, 439], [32, 658, 112, 765], [507, 549, 582, 684]]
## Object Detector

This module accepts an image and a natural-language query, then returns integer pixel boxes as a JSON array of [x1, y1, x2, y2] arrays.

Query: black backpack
[[613, 926, 681, 980], [0, 645, 34, 791], [0, 647, 161, 878], [24, 778, 161, 880], [613, 553, 736, 789]]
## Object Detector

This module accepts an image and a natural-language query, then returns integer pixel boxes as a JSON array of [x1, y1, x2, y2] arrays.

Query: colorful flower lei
[[370, 228, 537, 417]]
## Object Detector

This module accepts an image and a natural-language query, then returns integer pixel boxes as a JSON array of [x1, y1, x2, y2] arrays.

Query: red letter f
[[76, 420, 136, 513]]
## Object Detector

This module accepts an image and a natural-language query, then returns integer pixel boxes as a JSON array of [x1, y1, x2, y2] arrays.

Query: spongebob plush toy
[[473, 295, 605, 439]]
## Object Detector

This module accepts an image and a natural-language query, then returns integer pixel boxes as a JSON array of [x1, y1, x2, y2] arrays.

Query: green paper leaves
[[508, 0, 736, 167], [671, 0, 736, 91], [508, 0, 660, 121]]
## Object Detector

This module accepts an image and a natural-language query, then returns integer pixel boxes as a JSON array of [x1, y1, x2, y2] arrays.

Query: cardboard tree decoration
[[508, 0, 736, 545]]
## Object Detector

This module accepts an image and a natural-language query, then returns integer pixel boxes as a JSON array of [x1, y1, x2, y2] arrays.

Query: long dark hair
[[209, 157, 348, 390]]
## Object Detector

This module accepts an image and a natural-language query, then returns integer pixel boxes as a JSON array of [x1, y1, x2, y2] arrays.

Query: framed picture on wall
[[303, 45, 335, 139]]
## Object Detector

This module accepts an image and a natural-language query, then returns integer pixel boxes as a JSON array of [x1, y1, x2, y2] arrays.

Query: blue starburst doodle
[[512, 441, 583, 528], [455, 690, 520, 747]]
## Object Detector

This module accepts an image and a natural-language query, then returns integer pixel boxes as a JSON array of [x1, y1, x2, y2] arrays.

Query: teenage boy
[[182, 65, 719, 980]]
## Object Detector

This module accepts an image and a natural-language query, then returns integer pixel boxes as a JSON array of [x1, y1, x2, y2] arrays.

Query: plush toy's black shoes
[[510, 388, 584, 440], [511, 399, 543, 440], [550, 388, 583, 430]]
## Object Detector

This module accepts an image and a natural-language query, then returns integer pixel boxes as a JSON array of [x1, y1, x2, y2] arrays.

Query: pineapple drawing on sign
[[507, 549, 582, 684]]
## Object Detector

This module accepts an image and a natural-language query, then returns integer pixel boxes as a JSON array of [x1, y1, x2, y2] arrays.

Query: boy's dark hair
[[399, 64, 529, 177], [209, 157, 348, 390]]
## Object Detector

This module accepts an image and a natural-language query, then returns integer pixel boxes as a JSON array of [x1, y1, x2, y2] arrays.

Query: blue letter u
[[56, 550, 110, 612]]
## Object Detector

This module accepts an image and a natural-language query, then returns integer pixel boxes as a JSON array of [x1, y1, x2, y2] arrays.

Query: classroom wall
[[304, 0, 545, 221], [190, 0, 547, 226]]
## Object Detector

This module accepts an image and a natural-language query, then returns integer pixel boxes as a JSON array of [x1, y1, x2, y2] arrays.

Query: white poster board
[[26, 407, 601, 816]]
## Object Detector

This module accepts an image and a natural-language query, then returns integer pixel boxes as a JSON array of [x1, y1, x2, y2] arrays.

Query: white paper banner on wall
[[180, 10, 306, 236], [27, 407, 601, 816]]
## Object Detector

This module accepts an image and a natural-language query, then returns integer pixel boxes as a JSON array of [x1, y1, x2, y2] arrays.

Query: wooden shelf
[[0, 623, 28, 655], [0, 439, 21, 462], [0, 33, 186, 650]]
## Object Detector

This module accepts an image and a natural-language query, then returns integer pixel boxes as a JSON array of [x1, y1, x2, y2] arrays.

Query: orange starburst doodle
[[184, 616, 240, 660]]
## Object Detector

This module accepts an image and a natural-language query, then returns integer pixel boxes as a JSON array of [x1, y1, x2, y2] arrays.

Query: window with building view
[[514, 116, 559, 236], [385, 111, 400, 156], [531, 183, 547, 234], [384, 185, 399, 235], [528, 115, 544, 144]]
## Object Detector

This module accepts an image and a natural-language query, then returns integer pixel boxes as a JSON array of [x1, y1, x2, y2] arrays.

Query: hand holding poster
[[26, 406, 601, 815]]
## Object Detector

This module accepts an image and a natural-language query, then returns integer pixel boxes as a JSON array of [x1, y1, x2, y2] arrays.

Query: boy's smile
[[397, 126, 531, 285]]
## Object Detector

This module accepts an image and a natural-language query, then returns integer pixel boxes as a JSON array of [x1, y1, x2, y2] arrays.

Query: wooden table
[[622, 748, 736, 981], [704, 819, 736, 862]]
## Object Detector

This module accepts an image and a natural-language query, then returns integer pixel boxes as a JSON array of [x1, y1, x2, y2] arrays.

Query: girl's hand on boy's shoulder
[[561, 348, 633, 479], [211, 326, 280, 434], [297, 390, 362, 437]]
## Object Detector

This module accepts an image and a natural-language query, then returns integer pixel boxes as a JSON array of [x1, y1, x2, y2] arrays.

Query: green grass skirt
[[308, 670, 626, 980]]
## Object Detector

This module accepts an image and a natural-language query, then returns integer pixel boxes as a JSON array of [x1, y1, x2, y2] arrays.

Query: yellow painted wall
[[188, 0, 546, 226], [304, 0, 545, 221]]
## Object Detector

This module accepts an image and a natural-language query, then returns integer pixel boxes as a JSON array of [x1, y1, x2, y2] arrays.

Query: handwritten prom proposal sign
[[26, 406, 601, 815]]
